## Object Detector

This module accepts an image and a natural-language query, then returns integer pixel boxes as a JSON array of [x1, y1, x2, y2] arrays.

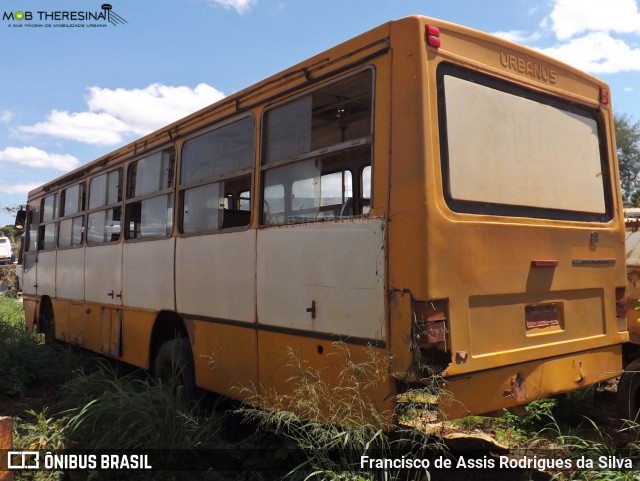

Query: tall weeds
[[236, 343, 445, 480], [0, 297, 78, 397], [57, 362, 224, 451]]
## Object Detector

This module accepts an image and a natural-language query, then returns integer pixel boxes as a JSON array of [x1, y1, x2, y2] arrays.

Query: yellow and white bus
[[17, 15, 628, 421]]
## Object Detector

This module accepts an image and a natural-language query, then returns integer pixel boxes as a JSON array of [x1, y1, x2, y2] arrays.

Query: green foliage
[[58, 362, 224, 451], [0, 300, 44, 397], [499, 398, 558, 435], [0, 300, 81, 397], [236, 344, 445, 480], [14, 408, 67, 450], [12, 409, 67, 481], [0, 264, 20, 297], [616, 112, 640, 203], [4, 307, 638, 481], [0, 294, 23, 324], [1, 224, 20, 239]]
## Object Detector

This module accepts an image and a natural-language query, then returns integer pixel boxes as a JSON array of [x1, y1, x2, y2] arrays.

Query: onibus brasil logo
[[4, 4, 127, 26]]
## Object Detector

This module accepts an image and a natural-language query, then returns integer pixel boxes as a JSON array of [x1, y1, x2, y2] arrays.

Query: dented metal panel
[[84, 244, 122, 306], [35, 251, 56, 297], [176, 229, 256, 323], [56, 248, 85, 301], [123, 239, 175, 310], [256, 218, 386, 341]]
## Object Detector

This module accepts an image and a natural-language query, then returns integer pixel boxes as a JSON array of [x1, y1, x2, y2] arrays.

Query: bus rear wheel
[[617, 358, 640, 421], [153, 337, 197, 405]]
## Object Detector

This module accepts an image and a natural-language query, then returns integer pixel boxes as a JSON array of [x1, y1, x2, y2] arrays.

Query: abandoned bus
[[17, 16, 628, 421]]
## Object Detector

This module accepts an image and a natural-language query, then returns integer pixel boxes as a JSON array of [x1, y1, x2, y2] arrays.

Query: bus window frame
[[178, 114, 256, 237], [86, 167, 123, 246], [38, 193, 57, 252], [57, 181, 86, 250], [259, 67, 375, 226], [124, 148, 176, 242], [436, 62, 614, 223]]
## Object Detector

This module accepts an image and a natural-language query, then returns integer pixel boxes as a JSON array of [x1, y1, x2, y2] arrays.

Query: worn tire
[[617, 358, 640, 421], [154, 337, 197, 404]]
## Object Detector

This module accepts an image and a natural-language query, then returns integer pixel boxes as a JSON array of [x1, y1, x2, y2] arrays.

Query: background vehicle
[[16, 16, 628, 422], [0, 236, 14, 264]]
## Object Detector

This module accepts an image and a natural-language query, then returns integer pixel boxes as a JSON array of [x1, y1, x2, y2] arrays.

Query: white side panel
[[123, 239, 175, 310], [176, 230, 256, 322], [85, 244, 122, 305], [56, 249, 85, 300], [257, 218, 386, 340], [37, 251, 56, 297]]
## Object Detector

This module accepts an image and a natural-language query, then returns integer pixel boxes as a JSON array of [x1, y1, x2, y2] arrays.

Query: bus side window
[[38, 194, 57, 250], [261, 69, 373, 225], [180, 117, 255, 234], [125, 149, 175, 240], [23, 208, 39, 270], [87, 169, 122, 245], [58, 183, 85, 248]]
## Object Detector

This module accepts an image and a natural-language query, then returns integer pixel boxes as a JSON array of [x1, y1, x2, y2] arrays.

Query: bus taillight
[[426, 25, 441, 49], [413, 299, 448, 345]]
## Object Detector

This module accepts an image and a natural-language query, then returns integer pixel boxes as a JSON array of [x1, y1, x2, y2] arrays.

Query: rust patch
[[455, 350, 468, 364], [573, 360, 585, 385], [509, 373, 527, 402]]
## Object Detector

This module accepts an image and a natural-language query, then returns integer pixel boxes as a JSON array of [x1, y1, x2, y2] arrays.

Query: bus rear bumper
[[440, 344, 622, 419]]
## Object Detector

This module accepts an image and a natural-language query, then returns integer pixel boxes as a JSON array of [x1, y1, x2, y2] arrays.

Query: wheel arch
[[148, 310, 192, 373], [35, 295, 54, 332]]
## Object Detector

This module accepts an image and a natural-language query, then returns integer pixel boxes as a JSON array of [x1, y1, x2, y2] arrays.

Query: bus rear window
[[437, 65, 611, 222]]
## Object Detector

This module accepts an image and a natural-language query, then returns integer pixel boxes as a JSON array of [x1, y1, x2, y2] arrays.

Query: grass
[[57, 362, 225, 451], [0, 263, 20, 297], [0, 296, 80, 398], [0, 292, 23, 324], [2, 304, 640, 480], [447, 390, 640, 480], [235, 344, 447, 480]]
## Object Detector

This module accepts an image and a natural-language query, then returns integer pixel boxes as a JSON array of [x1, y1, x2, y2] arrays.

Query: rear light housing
[[413, 299, 448, 345], [425, 25, 441, 49]]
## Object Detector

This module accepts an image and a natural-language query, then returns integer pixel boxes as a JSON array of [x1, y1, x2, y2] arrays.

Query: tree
[[1, 225, 19, 240], [615, 112, 640, 204], [1, 206, 24, 240]]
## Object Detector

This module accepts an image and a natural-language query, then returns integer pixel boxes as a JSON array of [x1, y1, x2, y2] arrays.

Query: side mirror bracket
[[14, 207, 26, 231]]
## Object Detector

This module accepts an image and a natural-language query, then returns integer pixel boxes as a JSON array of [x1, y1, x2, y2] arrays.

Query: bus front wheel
[[153, 337, 197, 405], [38, 298, 56, 345], [617, 358, 640, 422]]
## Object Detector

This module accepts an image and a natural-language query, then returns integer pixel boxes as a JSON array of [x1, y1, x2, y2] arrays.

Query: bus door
[[85, 238, 123, 357], [22, 208, 39, 299], [84, 169, 124, 357], [86, 240, 123, 358], [21, 208, 40, 334]]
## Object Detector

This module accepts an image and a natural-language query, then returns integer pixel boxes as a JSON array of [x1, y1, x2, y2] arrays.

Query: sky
[[1, 0, 639, 226]]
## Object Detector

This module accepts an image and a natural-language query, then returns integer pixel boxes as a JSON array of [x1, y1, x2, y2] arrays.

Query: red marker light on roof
[[426, 25, 441, 48], [599, 86, 609, 105]]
